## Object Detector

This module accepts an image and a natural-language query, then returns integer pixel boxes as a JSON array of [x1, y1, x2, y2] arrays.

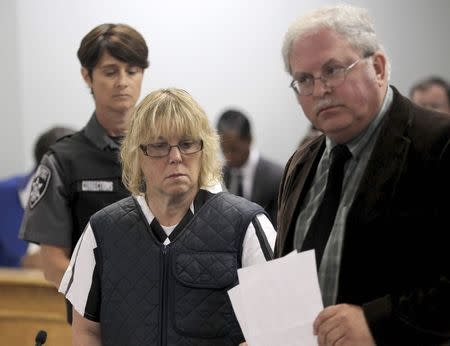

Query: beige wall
[[1, 0, 450, 178]]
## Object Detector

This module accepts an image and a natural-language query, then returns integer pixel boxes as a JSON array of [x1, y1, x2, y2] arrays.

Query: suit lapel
[[347, 90, 412, 229], [278, 136, 325, 254], [251, 159, 264, 203], [223, 166, 231, 190]]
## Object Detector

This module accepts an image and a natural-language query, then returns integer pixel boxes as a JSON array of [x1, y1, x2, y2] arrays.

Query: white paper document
[[228, 250, 323, 346]]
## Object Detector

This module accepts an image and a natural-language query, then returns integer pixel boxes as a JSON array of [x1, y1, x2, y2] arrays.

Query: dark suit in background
[[217, 109, 283, 227], [223, 155, 283, 226]]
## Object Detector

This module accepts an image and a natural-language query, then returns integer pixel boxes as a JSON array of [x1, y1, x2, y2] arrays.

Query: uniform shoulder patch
[[29, 164, 52, 209]]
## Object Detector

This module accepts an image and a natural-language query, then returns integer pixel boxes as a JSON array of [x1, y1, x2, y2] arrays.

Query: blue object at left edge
[[0, 172, 33, 267]]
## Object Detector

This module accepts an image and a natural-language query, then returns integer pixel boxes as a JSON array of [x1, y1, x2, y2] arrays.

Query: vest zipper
[[160, 244, 169, 346]]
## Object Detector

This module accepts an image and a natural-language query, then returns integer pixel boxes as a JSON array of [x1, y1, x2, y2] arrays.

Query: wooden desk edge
[[0, 268, 54, 288]]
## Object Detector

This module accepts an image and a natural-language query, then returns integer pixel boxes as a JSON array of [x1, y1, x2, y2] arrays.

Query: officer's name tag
[[81, 180, 114, 192]]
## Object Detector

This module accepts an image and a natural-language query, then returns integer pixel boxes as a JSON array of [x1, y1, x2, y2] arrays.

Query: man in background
[[0, 126, 74, 267], [217, 109, 283, 227], [410, 76, 450, 114]]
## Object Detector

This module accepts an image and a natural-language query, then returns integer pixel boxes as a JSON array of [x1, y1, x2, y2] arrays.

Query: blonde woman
[[59, 88, 275, 346]]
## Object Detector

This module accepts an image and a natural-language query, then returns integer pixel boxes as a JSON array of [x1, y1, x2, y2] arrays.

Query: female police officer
[[20, 24, 149, 292]]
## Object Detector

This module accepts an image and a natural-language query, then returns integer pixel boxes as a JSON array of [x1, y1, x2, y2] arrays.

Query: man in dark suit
[[217, 109, 283, 227], [276, 4, 450, 345]]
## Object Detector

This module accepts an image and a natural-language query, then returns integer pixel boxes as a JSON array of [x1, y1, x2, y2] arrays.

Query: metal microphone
[[35, 330, 47, 346]]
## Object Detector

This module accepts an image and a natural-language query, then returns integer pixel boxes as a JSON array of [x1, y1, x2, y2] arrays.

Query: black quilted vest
[[50, 131, 129, 252], [90, 192, 264, 346]]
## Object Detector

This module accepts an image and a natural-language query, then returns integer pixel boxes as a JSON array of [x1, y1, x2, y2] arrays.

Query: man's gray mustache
[[313, 99, 343, 115]]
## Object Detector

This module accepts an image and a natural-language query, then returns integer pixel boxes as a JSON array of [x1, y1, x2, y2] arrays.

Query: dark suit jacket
[[275, 87, 450, 345], [224, 156, 283, 227]]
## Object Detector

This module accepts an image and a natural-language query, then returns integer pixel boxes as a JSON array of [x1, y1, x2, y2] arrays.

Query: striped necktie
[[301, 144, 352, 268]]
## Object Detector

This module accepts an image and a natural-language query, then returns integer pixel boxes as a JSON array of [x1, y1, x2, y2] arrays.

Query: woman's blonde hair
[[121, 88, 222, 195]]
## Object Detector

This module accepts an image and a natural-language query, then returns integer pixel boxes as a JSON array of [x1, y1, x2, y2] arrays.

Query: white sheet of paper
[[229, 250, 323, 346]]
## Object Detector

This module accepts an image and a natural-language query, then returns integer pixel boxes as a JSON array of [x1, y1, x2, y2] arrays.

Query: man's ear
[[81, 67, 92, 87], [371, 52, 387, 86]]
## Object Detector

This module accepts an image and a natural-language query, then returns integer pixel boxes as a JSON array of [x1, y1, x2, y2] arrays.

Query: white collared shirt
[[229, 147, 260, 199]]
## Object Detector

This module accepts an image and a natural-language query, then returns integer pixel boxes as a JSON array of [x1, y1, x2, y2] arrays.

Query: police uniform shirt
[[19, 114, 122, 248], [59, 188, 277, 321]]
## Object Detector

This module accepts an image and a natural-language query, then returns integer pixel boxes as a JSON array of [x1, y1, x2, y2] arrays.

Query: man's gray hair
[[282, 4, 389, 76]]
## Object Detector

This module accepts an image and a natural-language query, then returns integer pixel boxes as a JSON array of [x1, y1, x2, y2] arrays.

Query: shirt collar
[[83, 113, 121, 151], [135, 184, 222, 221], [326, 86, 393, 159]]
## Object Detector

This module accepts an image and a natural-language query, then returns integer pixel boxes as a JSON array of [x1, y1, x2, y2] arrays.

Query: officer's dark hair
[[77, 23, 149, 78], [217, 109, 252, 142], [409, 76, 450, 103], [34, 126, 76, 166]]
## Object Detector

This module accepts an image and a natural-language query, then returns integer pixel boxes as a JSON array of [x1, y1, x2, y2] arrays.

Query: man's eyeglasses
[[290, 58, 363, 96], [140, 140, 203, 157]]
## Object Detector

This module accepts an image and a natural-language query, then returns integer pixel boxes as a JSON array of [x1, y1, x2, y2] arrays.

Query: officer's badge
[[29, 165, 51, 209]]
